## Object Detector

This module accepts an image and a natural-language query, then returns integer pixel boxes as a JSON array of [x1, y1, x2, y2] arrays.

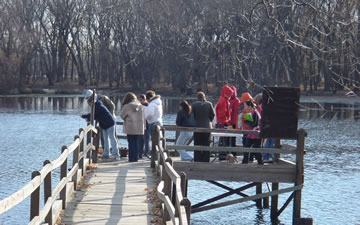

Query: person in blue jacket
[[81, 93, 119, 159]]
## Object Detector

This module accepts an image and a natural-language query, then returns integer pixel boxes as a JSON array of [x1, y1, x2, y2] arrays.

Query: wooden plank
[[173, 161, 296, 183], [163, 125, 259, 135], [167, 145, 296, 154]]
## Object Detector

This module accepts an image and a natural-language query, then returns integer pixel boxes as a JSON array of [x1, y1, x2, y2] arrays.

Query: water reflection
[[0, 95, 359, 120]]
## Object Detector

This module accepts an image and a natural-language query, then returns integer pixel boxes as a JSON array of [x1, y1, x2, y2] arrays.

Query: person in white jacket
[[144, 91, 163, 147]]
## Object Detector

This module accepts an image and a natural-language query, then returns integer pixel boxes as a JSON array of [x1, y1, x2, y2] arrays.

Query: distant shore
[[1, 81, 358, 100]]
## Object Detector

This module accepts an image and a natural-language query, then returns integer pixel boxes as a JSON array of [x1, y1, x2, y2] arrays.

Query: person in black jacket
[[175, 100, 195, 161], [191, 92, 215, 162], [81, 96, 119, 159]]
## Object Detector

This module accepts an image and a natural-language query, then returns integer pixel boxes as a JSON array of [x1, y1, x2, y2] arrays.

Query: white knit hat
[[85, 89, 97, 100]]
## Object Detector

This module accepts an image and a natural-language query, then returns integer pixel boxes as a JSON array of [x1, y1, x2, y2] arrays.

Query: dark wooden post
[[271, 139, 281, 222], [167, 158, 178, 218], [161, 127, 166, 150], [92, 126, 100, 163], [30, 171, 41, 221], [60, 145, 68, 209], [79, 128, 85, 176], [274, 138, 281, 162], [293, 129, 306, 224], [180, 172, 188, 198], [263, 185, 270, 208], [256, 183, 262, 208], [73, 135, 80, 190], [151, 125, 160, 168], [175, 130, 180, 143], [43, 160, 53, 225]]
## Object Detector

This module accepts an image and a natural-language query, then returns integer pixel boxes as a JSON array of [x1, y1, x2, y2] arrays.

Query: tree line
[[0, 0, 359, 94]]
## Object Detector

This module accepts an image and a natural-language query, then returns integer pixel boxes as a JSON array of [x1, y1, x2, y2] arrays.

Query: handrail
[[153, 125, 190, 225], [167, 145, 297, 154], [0, 124, 100, 225], [116, 121, 258, 135]]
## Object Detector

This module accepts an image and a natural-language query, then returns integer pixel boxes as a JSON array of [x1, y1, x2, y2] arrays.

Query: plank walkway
[[62, 159, 156, 225]]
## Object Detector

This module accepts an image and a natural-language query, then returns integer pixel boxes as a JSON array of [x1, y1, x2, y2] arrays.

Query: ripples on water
[[0, 96, 359, 225]]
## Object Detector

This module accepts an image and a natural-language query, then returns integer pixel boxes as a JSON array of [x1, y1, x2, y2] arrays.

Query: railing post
[[180, 172, 188, 198], [161, 127, 166, 150], [162, 158, 172, 222], [293, 129, 306, 224], [30, 171, 41, 221], [151, 125, 160, 168], [271, 138, 281, 222], [274, 138, 281, 162], [79, 128, 85, 176], [60, 145, 68, 209], [73, 135, 80, 190], [87, 127, 92, 163], [256, 183, 262, 208], [92, 126, 100, 163], [43, 160, 53, 225], [167, 158, 178, 218], [181, 198, 191, 225]]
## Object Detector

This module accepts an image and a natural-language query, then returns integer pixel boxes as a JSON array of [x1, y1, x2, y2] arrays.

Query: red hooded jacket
[[215, 85, 233, 125], [229, 86, 241, 127]]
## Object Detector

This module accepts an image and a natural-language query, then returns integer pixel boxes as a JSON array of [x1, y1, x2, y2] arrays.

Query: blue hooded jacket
[[82, 101, 115, 129]]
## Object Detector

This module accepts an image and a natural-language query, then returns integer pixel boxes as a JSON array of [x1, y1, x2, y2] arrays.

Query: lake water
[[0, 94, 359, 225]]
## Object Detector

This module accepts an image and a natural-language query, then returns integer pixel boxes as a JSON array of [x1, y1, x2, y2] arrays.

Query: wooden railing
[[152, 125, 191, 225], [0, 124, 100, 225], [150, 124, 310, 225]]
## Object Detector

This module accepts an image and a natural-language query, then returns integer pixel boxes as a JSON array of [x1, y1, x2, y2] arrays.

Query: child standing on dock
[[120, 92, 145, 162], [175, 100, 195, 161], [242, 100, 263, 164]]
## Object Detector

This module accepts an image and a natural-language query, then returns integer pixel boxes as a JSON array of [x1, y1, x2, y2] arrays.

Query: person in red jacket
[[229, 86, 241, 128], [215, 85, 233, 160], [229, 86, 241, 155], [215, 85, 233, 126]]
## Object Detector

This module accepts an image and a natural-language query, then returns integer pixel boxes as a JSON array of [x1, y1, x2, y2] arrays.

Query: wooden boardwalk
[[62, 159, 156, 225]]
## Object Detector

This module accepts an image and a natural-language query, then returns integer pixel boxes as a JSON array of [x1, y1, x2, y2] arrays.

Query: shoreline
[[1, 89, 359, 100]]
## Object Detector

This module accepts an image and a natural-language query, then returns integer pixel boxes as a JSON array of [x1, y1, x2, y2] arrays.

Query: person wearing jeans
[[144, 90, 163, 156], [81, 92, 119, 159], [102, 125, 119, 158], [120, 92, 145, 162], [175, 101, 195, 161]]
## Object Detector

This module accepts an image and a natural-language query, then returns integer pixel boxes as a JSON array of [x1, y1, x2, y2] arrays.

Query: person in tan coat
[[120, 92, 145, 162]]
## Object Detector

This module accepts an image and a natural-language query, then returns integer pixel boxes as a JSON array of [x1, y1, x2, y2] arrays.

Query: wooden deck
[[61, 159, 156, 225]]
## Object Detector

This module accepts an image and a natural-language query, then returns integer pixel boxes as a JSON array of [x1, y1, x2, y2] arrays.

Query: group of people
[[214, 85, 268, 164], [175, 85, 272, 164], [81, 89, 163, 162], [81, 86, 272, 164]]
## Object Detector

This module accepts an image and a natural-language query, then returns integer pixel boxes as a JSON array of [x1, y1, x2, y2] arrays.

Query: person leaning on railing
[[85, 89, 117, 151], [81, 92, 119, 160], [175, 100, 195, 161]]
